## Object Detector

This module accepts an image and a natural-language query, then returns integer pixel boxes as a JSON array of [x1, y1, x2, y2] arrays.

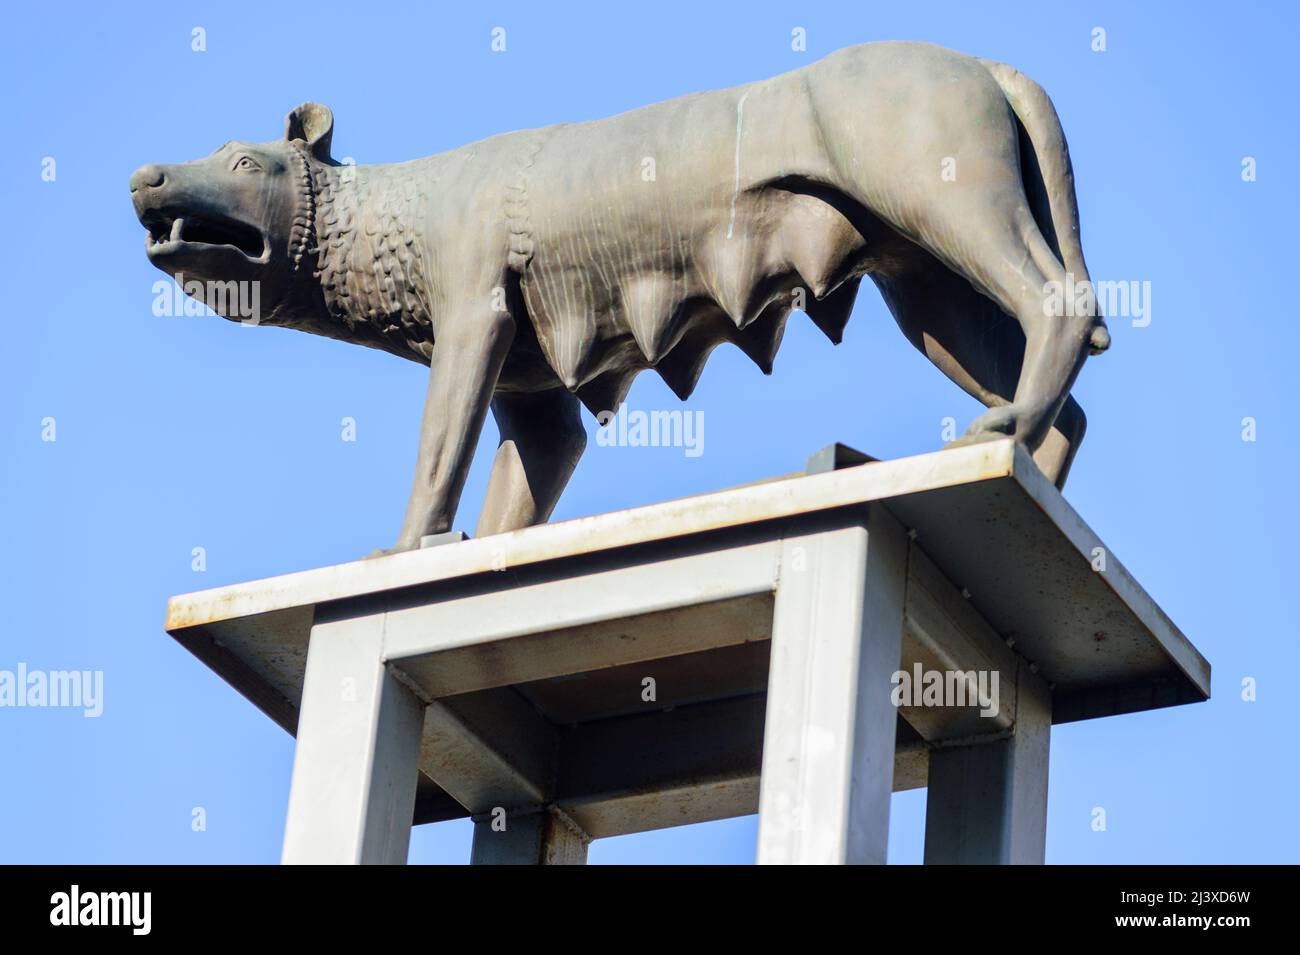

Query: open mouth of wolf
[[142, 210, 268, 261]]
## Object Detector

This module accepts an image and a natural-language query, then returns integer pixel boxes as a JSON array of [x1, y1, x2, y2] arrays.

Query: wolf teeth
[[170, 218, 185, 242]]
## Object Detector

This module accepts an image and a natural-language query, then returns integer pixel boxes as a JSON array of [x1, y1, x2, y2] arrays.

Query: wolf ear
[[284, 103, 335, 163]]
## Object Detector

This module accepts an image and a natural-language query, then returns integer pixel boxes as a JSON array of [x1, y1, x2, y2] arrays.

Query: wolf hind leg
[[887, 184, 1095, 455], [872, 247, 1087, 489], [476, 387, 587, 537]]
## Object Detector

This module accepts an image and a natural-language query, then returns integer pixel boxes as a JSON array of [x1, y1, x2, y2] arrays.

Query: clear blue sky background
[[1, 1, 1295, 864]]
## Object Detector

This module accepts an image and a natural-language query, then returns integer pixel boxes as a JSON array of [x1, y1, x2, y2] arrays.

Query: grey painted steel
[[756, 506, 909, 865], [555, 693, 768, 838], [428, 690, 925, 840], [922, 659, 1053, 864], [166, 441, 1209, 727], [900, 544, 1022, 740], [420, 530, 468, 548], [470, 808, 590, 865], [162, 442, 1209, 862], [420, 692, 555, 812], [887, 445, 1209, 719], [805, 442, 877, 474], [281, 604, 424, 864], [381, 538, 781, 695]]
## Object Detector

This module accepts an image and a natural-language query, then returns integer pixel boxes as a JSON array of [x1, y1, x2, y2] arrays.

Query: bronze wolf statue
[[130, 41, 1109, 553]]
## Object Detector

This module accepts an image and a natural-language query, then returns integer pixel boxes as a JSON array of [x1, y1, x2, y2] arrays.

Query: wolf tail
[[981, 59, 1110, 354]]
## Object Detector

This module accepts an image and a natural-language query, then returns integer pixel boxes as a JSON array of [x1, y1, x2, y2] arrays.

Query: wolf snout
[[129, 164, 165, 194]]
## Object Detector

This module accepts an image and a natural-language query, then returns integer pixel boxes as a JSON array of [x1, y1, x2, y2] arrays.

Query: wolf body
[[130, 42, 1108, 551]]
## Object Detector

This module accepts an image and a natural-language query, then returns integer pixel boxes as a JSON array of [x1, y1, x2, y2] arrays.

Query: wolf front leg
[[391, 309, 515, 552], [475, 388, 587, 537]]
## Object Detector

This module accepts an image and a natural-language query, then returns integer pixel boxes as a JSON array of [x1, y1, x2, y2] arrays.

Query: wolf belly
[[523, 186, 882, 414], [512, 65, 888, 416]]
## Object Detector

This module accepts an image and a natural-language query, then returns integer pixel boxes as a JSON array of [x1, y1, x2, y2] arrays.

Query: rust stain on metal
[[165, 440, 1016, 633]]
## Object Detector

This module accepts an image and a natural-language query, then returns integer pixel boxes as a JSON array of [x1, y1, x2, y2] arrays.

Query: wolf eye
[[232, 156, 261, 173]]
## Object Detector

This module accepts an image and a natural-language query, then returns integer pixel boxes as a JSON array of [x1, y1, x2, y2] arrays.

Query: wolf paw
[[944, 429, 1007, 450], [363, 540, 419, 560], [944, 406, 1018, 449]]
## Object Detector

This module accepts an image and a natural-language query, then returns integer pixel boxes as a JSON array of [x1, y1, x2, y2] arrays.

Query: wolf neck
[[307, 162, 437, 359]]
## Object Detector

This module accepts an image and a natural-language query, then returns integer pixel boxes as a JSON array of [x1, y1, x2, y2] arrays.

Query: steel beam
[[281, 603, 424, 864], [470, 806, 589, 865], [163, 441, 1208, 865], [756, 506, 909, 864], [898, 543, 1022, 741], [555, 694, 766, 838], [419, 689, 556, 813], [383, 539, 782, 698], [922, 658, 1052, 864]]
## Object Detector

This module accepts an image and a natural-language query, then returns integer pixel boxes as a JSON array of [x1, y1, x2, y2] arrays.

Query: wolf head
[[129, 103, 336, 324]]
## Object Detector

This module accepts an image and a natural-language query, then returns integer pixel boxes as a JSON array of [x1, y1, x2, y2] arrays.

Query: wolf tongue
[[171, 217, 185, 242]]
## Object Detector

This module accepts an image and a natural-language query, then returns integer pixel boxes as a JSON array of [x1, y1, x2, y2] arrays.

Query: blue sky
[[1, 0, 1295, 864]]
